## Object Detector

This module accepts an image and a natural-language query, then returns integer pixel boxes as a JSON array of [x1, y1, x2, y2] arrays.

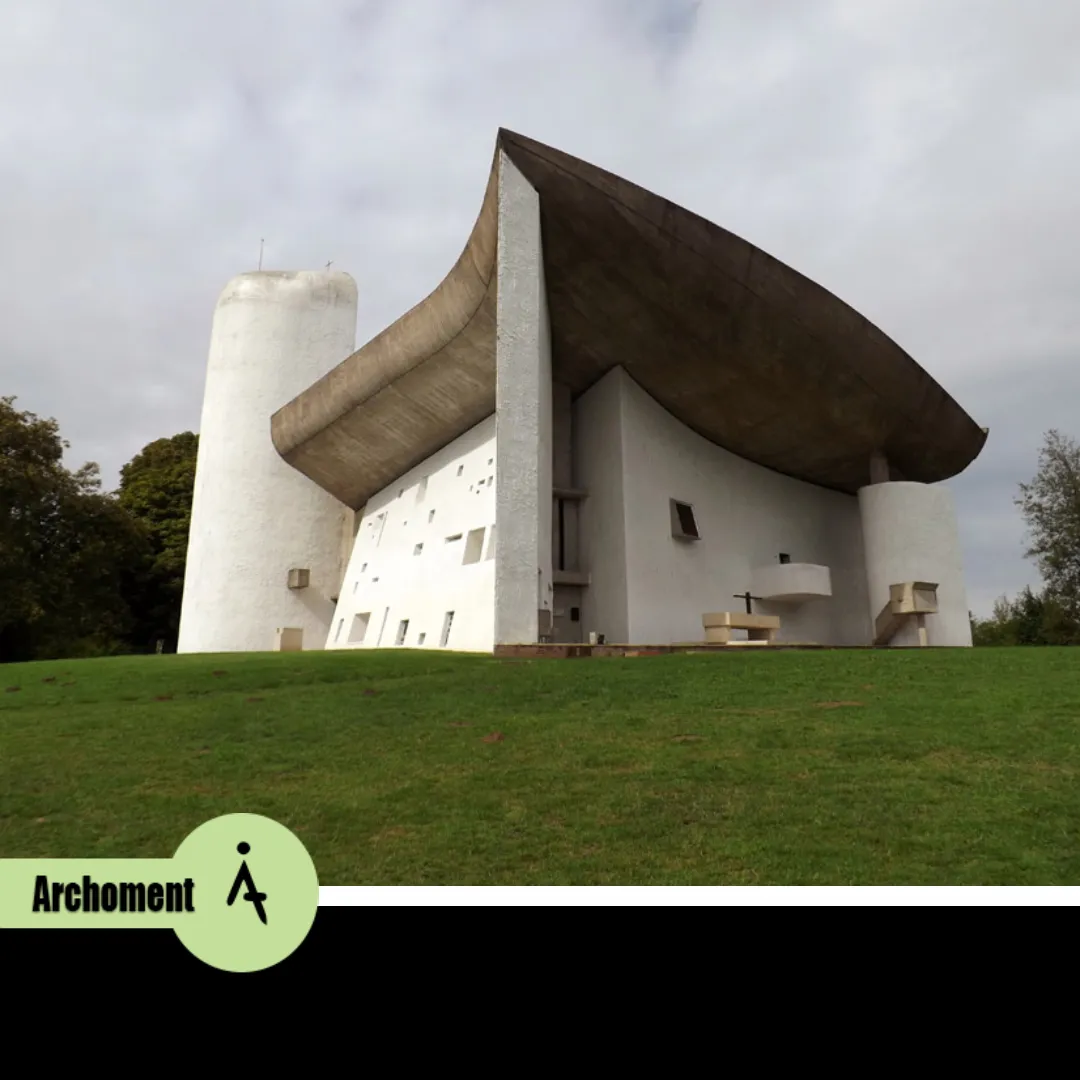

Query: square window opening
[[670, 499, 700, 540], [463, 527, 485, 565], [349, 612, 371, 645]]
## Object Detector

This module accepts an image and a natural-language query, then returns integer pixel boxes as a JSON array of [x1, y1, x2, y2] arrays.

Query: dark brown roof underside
[[270, 128, 986, 509]]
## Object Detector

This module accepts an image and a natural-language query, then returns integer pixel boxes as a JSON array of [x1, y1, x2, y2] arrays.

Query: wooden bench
[[873, 582, 938, 647], [702, 611, 781, 645]]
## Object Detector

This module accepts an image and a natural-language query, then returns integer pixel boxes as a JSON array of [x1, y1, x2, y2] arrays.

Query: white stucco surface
[[572, 367, 874, 645], [858, 481, 972, 646], [177, 270, 357, 654], [494, 151, 553, 645], [572, 368, 631, 644], [327, 415, 498, 653]]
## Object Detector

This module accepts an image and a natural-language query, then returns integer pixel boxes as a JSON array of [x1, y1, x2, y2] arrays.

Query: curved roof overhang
[[271, 129, 987, 510]]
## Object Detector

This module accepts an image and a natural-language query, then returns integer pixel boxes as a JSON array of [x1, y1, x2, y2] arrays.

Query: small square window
[[779, 553, 791, 564], [417, 632, 427, 645], [463, 528, 485, 565], [670, 499, 699, 541], [413, 543, 423, 556], [456, 465, 464, 476]]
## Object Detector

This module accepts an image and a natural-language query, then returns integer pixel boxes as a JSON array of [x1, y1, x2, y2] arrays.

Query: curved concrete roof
[[271, 128, 987, 510]]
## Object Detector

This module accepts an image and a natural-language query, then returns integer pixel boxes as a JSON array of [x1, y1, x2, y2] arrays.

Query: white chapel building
[[177, 130, 987, 655]]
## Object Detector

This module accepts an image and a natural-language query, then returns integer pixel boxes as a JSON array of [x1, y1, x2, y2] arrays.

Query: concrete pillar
[[869, 451, 890, 485], [494, 151, 553, 645]]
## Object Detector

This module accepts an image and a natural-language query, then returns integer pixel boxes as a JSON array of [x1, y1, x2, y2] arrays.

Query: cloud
[[0, 0, 1076, 616]]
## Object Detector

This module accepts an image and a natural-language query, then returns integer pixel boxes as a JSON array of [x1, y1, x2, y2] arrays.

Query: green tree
[[969, 586, 1080, 646], [116, 432, 198, 652], [1016, 429, 1080, 617], [0, 396, 150, 662]]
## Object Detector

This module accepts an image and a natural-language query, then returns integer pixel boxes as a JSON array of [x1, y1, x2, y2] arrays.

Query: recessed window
[[335, 618, 345, 643], [417, 632, 427, 645], [488, 475, 493, 486], [456, 465, 464, 476], [670, 499, 699, 541], [463, 528, 485, 565], [398, 489, 404, 498], [428, 509, 436, 523], [395, 619, 409, 646], [445, 533, 462, 543], [371, 576, 380, 583], [353, 581, 359, 594], [360, 563, 367, 573], [349, 612, 371, 644], [570, 607, 580, 622], [416, 477, 428, 503], [440, 611, 454, 647], [779, 553, 791, 564], [485, 525, 496, 560], [487, 458, 493, 465], [413, 543, 423, 556]]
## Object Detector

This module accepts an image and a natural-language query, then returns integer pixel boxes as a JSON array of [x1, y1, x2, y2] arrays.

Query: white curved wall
[[575, 367, 873, 646], [177, 270, 358, 654], [858, 481, 972, 646]]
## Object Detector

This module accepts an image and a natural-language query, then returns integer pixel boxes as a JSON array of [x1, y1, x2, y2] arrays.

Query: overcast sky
[[2, 0, 1077, 617]]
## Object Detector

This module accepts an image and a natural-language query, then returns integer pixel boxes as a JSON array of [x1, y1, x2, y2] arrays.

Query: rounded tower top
[[215, 269, 357, 312]]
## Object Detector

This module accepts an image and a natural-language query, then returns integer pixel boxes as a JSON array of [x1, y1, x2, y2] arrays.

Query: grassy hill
[[2, 647, 1078, 884]]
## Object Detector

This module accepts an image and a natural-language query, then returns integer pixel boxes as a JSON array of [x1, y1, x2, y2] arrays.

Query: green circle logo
[[171, 814, 319, 972]]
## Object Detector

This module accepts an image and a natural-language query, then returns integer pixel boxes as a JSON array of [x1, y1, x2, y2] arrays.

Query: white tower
[[177, 270, 358, 654], [858, 481, 973, 646]]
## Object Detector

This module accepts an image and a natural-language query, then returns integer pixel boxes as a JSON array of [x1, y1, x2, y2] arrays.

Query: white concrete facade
[[177, 271, 357, 654], [327, 416, 498, 653], [573, 367, 875, 646], [179, 176, 975, 652], [858, 481, 972, 646], [494, 150, 554, 647]]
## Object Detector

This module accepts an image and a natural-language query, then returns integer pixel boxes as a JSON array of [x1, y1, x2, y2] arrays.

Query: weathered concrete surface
[[271, 129, 987, 508]]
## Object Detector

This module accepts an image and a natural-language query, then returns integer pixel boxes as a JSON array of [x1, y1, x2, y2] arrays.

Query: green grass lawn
[[2, 647, 1078, 885]]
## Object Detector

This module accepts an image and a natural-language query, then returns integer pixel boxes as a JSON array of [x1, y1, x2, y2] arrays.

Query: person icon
[[227, 841, 268, 924]]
